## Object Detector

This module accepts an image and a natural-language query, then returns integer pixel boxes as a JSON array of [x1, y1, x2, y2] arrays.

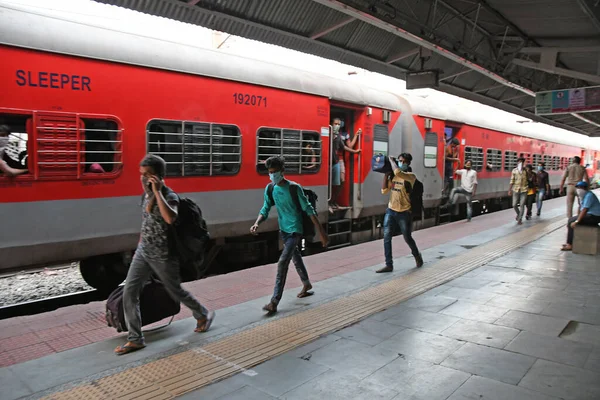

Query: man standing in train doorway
[[251, 156, 329, 315], [508, 157, 528, 225], [330, 118, 361, 210], [559, 156, 590, 218], [115, 155, 215, 355], [444, 138, 461, 197], [376, 154, 423, 273]]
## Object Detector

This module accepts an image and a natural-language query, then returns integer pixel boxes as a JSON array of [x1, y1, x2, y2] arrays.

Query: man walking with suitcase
[[115, 155, 214, 355]]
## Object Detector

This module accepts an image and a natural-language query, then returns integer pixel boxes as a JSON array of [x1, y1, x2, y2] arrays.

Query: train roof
[[1, 3, 599, 151]]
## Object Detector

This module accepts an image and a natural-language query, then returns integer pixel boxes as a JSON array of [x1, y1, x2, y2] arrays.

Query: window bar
[[181, 121, 186, 177], [209, 124, 213, 176], [298, 133, 303, 174], [76, 115, 81, 179]]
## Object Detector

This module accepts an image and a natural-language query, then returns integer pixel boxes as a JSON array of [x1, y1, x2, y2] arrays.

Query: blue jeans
[[123, 250, 208, 345], [512, 192, 527, 222], [271, 232, 311, 305], [383, 209, 420, 268], [536, 189, 545, 214]]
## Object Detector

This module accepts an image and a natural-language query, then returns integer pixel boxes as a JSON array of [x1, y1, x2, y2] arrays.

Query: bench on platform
[[573, 224, 600, 255]]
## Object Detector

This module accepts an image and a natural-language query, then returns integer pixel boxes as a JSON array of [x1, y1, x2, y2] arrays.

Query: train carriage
[[1, 5, 598, 291]]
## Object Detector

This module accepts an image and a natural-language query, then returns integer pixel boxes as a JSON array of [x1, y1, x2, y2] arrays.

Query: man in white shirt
[[441, 159, 478, 222]]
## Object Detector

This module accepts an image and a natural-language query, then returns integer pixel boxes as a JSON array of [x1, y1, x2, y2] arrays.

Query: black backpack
[[404, 178, 424, 220], [268, 183, 317, 238]]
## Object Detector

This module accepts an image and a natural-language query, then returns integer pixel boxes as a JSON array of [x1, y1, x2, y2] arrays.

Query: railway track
[[0, 289, 104, 321]]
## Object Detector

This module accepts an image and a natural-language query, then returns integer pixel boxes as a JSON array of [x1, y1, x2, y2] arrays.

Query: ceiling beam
[[439, 69, 473, 81], [385, 47, 420, 64], [512, 58, 600, 84], [310, 17, 355, 39], [520, 46, 600, 53], [577, 0, 600, 33]]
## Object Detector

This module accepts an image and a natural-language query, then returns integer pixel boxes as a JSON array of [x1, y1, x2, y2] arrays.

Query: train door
[[327, 107, 359, 249], [442, 124, 461, 198]]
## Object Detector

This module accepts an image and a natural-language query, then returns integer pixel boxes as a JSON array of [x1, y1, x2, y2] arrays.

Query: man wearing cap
[[561, 181, 600, 251], [560, 156, 590, 218]]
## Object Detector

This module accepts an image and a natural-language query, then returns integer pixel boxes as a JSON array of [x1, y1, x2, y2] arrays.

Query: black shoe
[[415, 254, 424, 268], [376, 266, 393, 273]]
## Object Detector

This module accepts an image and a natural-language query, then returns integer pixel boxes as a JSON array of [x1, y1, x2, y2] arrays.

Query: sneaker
[[415, 253, 424, 268], [376, 266, 393, 273]]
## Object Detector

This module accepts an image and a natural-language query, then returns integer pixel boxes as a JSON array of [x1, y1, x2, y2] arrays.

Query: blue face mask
[[398, 162, 409, 172], [269, 171, 284, 185], [537, 166, 543, 171]]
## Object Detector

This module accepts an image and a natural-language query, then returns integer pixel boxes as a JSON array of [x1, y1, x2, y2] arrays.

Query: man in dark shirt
[[330, 118, 360, 208], [536, 162, 550, 217]]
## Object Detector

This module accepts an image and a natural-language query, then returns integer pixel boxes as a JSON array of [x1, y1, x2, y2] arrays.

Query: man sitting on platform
[[561, 181, 600, 251]]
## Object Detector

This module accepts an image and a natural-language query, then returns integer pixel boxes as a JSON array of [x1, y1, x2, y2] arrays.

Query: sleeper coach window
[[464, 146, 483, 171], [486, 149, 502, 171], [533, 154, 542, 166], [256, 128, 321, 174], [0, 113, 30, 176], [552, 156, 560, 171], [147, 120, 241, 177], [504, 151, 517, 171], [81, 118, 122, 174], [543, 155, 552, 170], [424, 132, 438, 168]]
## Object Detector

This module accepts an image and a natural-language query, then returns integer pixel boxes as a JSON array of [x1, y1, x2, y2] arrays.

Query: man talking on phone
[[115, 154, 214, 355]]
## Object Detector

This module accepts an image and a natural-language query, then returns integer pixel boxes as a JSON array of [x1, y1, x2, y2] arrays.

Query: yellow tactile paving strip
[[43, 217, 566, 399]]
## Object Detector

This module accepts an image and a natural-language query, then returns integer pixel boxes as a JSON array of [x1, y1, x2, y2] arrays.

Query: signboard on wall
[[535, 85, 600, 115]]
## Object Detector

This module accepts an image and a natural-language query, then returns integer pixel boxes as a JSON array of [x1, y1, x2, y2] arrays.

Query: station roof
[[94, 0, 600, 137]]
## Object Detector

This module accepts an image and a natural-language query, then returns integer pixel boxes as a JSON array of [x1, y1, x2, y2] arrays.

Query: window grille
[[504, 151, 517, 171], [147, 120, 241, 176], [543, 155, 552, 169], [256, 128, 321, 174], [464, 146, 483, 171], [486, 149, 502, 171], [552, 156, 560, 171], [533, 154, 542, 166]]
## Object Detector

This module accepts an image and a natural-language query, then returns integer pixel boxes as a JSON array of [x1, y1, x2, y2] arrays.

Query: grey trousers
[[512, 191, 527, 222], [123, 249, 208, 344]]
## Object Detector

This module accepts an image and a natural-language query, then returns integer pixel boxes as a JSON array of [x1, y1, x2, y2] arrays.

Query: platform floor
[[1, 195, 599, 400]]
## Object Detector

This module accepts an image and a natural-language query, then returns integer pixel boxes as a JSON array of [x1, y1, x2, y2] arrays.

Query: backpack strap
[[289, 183, 304, 216], [267, 183, 275, 206]]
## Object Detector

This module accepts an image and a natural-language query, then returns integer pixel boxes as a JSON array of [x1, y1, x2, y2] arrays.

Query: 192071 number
[[233, 93, 267, 107]]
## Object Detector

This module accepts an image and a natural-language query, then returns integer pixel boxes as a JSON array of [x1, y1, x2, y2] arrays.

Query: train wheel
[[80, 253, 128, 293]]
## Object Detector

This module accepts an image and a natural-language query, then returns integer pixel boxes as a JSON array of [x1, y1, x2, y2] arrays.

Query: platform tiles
[[17, 215, 581, 400]]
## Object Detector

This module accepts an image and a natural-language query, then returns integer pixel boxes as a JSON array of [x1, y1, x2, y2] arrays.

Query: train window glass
[[552, 156, 560, 171], [504, 151, 517, 171], [533, 154, 542, 166], [519, 152, 531, 165], [464, 146, 483, 171], [147, 120, 241, 177], [424, 132, 437, 168], [256, 128, 320, 174], [81, 118, 122, 174], [0, 113, 30, 176], [486, 149, 501, 171]]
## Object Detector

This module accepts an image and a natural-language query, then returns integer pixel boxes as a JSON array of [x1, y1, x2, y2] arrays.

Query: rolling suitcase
[[106, 277, 180, 332]]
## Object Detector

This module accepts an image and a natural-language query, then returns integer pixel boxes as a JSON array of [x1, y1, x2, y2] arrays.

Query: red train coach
[[1, 6, 598, 291]]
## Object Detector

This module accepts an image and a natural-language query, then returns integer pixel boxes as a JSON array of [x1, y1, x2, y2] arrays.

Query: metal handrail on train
[[357, 130, 362, 201], [328, 124, 333, 202]]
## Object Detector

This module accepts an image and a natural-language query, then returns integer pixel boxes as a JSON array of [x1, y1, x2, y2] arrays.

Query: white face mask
[[576, 188, 586, 199], [517, 163, 523, 171]]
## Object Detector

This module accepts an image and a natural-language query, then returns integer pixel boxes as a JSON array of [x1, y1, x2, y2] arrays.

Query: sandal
[[114, 342, 145, 356], [297, 284, 314, 298], [262, 302, 278, 315], [561, 245, 572, 251], [195, 311, 215, 333]]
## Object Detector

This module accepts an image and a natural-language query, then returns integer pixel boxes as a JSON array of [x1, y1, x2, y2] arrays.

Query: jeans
[[512, 191, 527, 222], [536, 189, 545, 215], [123, 249, 208, 345], [566, 215, 600, 245], [449, 187, 473, 220], [383, 209, 420, 268], [526, 193, 536, 218], [271, 232, 311, 305]]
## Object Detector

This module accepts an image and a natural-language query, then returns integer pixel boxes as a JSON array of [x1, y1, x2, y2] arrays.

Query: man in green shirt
[[251, 156, 328, 315]]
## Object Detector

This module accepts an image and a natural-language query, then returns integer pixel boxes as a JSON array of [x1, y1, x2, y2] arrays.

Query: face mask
[[576, 188, 586, 199], [517, 163, 523, 171], [0, 136, 8, 152], [333, 125, 340, 134], [398, 162, 409, 172], [269, 171, 284, 185], [465, 165, 471, 170], [537, 166, 543, 171]]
